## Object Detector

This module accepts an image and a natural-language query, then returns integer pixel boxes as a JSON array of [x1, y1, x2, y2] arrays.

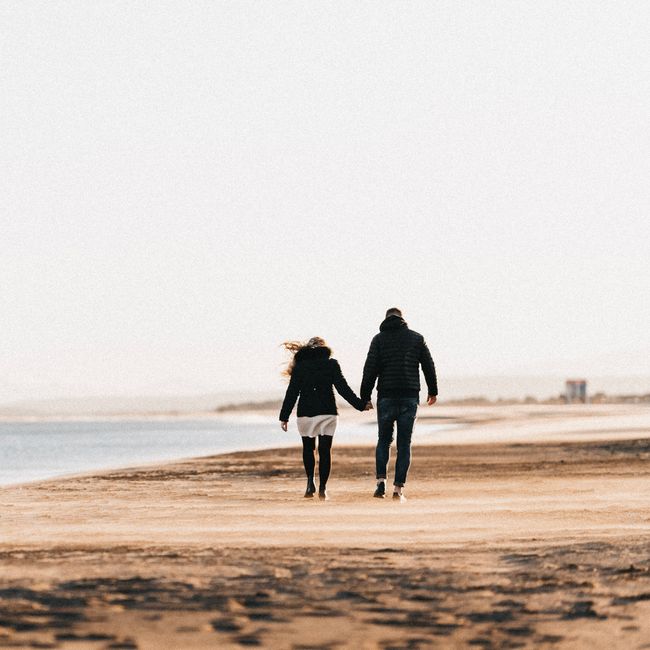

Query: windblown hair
[[281, 336, 328, 378]]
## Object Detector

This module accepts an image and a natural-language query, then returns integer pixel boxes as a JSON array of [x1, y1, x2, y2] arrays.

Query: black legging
[[301, 435, 333, 487]]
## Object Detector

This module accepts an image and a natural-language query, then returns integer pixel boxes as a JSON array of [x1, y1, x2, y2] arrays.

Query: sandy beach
[[2, 405, 650, 649]]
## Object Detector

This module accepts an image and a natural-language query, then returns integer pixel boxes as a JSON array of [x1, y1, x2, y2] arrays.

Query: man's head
[[385, 307, 403, 319]]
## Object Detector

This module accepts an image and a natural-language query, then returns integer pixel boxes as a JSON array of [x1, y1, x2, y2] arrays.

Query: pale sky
[[2, 2, 649, 402]]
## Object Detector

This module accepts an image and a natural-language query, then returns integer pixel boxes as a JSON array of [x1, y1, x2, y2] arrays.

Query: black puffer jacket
[[360, 315, 438, 401], [279, 346, 367, 421]]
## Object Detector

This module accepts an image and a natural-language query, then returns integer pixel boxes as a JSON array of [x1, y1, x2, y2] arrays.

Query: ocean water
[[0, 415, 449, 487]]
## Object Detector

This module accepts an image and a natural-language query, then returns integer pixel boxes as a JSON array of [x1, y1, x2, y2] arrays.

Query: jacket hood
[[379, 315, 408, 332], [295, 345, 332, 363]]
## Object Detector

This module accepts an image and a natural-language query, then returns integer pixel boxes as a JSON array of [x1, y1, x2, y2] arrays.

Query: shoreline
[[4, 433, 650, 550], [3, 404, 650, 490]]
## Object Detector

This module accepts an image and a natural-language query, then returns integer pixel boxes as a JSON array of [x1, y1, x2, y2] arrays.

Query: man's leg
[[393, 398, 418, 495], [375, 398, 396, 497]]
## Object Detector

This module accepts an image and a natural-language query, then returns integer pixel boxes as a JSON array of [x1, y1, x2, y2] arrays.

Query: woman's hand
[[280, 421, 288, 431], [364, 401, 374, 411]]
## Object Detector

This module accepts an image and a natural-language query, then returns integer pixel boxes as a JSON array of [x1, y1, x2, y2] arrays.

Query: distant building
[[565, 379, 588, 404]]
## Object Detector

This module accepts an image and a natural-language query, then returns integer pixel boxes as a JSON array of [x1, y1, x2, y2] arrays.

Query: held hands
[[427, 395, 437, 406], [280, 421, 288, 431], [364, 401, 374, 411]]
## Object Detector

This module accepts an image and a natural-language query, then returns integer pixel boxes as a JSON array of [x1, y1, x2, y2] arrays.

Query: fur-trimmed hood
[[294, 345, 332, 364]]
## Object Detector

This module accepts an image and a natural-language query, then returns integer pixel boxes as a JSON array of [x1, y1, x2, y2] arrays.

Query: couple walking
[[279, 308, 438, 501]]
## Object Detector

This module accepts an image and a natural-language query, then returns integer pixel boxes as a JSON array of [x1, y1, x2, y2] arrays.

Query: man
[[360, 308, 438, 501]]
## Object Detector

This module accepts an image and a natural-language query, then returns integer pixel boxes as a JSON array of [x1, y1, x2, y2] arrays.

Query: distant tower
[[565, 379, 588, 404]]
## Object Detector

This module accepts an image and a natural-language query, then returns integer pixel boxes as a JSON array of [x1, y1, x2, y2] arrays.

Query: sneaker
[[304, 480, 316, 498], [392, 492, 406, 502], [373, 482, 386, 498], [318, 486, 329, 500]]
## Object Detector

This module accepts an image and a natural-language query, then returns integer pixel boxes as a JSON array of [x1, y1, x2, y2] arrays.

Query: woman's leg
[[301, 437, 316, 495], [317, 434, 333, 488]]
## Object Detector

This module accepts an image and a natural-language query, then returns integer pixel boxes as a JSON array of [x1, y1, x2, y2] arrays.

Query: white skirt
[[297, 414, 338, 438]]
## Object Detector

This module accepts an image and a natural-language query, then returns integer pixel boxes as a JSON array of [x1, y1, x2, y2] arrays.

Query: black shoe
[[318, 486, 328, 500], [304, 480, 316, 498], [373, 482, 386, 498]]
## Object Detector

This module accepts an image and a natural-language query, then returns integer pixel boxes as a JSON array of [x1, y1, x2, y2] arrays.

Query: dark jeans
[[375, 397, 418, 487]]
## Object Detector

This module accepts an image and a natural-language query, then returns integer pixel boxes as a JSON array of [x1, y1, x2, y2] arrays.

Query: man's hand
[[364, 401, 374, 411], [427, 395, 437, 406], [280, 421, 288, 431]]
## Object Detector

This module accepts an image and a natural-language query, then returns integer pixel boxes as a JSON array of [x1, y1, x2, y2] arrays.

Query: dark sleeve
[[331, 360, 366, 411], [419, 337, 438, 396], [279, 370, 300, 421], [360, 335, 380, 403]]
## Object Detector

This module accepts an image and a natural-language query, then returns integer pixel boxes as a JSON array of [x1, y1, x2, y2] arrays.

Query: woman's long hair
[[281, 336, 328, 378]]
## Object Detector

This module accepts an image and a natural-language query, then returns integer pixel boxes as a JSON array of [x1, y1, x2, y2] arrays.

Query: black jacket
[[279, 346, 366, 421], [360, 315, 438, 401]]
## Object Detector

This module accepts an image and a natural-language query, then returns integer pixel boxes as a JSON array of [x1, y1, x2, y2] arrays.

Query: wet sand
[[2, 406, 650, 649]]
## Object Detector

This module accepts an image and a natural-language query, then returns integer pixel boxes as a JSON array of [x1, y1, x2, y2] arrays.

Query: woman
[[279, 337, 370, 499]]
